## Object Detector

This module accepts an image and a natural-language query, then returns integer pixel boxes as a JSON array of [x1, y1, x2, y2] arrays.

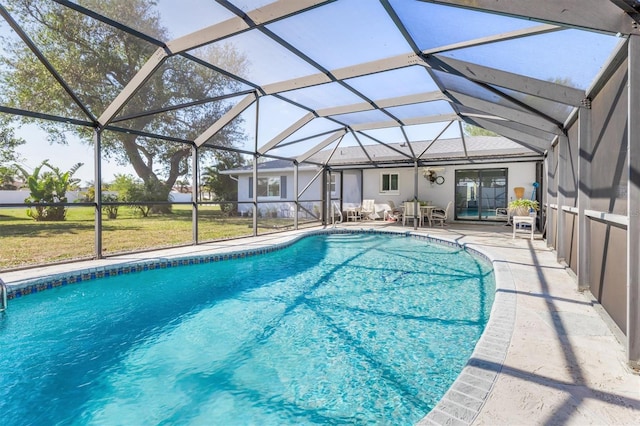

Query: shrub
[[110, 174, 173, 217], [15, 160, 83, 221], [102, 193, 120, 219]]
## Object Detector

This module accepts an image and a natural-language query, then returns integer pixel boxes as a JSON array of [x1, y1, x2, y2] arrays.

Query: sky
[[4, 0, 620, 185], [9, 0, 231, 185], [14, 126, 131, 185]]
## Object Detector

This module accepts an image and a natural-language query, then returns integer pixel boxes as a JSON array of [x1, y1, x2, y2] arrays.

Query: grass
[[0, 204, 309, 270]]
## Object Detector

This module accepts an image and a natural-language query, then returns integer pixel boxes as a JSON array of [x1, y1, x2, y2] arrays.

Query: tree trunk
[[119, 134, 190, 214]]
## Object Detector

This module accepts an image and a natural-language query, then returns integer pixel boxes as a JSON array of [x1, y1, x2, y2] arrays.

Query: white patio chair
[[385, 200, 403, 222], [431, 201, 453, 227], [402, 201, 422, 227], [361, 199, 377, 220]]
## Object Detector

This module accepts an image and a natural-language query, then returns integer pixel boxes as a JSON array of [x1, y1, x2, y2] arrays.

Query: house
[[222, 159, 337, 219], [224, 136, 541, 222]]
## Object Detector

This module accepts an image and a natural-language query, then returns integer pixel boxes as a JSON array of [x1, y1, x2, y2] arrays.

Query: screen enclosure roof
[[1, 0, 638, 169]]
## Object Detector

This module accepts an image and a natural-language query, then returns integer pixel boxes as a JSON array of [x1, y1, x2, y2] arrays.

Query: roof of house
[[308, 135, 539, 166], [224, 135, 539, 174]]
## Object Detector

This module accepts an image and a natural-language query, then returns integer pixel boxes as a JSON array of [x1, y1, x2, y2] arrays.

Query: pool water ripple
[[0, 232, 494, 425]]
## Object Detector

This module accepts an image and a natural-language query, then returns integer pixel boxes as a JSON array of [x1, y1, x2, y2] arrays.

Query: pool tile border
[[4, 229, 491, 300], [2, 228, 514, 425], [418, 246, 516, 425], [5, 238, 299, 299]]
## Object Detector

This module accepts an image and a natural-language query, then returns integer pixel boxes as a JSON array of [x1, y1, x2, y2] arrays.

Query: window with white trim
[[249, 176, 287, 199], [257, 177, 280, 197], [380, 173, 399, 193]]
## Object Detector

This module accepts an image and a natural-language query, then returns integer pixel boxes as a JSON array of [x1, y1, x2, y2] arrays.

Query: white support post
[[252, 98, 259, 236], [627, 34, 640, 368], [577, 105, 592, 291], [322, 167, 328, 225]]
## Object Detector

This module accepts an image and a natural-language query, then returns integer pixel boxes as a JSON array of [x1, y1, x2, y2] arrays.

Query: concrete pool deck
[[407, 222, 640, 426], [2, 221, 639, 425]]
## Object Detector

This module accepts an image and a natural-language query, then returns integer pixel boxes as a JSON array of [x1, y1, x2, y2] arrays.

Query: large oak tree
[[1, 0, 247, 203]]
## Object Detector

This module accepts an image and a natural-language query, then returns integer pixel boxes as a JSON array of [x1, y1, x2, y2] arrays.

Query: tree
[[0, 166, 18, 190], [1, 0, 247, 209], [0, 125, 25, 166], [0, 124, 25, 189], [200, 151, 245, 214], [462, 123, 499, 137], [110, 173, 141, 197], [109, 173, 165, 217], [15, 160, 83, 221], [101, 193, 120, 219], [174, 179, 190, 193], [200, 166, 216, 200]]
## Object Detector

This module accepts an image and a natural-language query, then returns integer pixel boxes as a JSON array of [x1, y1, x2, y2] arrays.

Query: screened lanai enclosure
[[0, 0, 639, 366]]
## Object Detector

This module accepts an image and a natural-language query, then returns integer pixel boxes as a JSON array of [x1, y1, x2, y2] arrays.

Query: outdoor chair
[[496, 207, 509, 221], [402, 201, 422, 227], [385, 200, 403, 221], [512, 215, 535, 240], [345, 206, 362, 221], [361, 199, 377, 220], [431, 201, 453, 227]]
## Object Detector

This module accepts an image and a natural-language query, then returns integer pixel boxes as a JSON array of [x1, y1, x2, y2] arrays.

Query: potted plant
[[508, 198, 539, 216]]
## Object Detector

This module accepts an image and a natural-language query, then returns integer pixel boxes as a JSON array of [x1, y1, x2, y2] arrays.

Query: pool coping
[[0, 227, 512, 424], [418, 238, 515, 426]]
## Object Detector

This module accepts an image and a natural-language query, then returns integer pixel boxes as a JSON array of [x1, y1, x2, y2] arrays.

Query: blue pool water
[[0, 232, 494, 425]]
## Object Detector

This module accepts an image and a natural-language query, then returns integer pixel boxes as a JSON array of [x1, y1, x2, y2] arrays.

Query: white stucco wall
[[0, 190, 190, 204], [235, 169, 328, 217], [0, 190, 32, 203], [0, 190, 90, 203], [226, 161, 538, 218], [236, 170, 326, 203], [362, 161, 539, 211]]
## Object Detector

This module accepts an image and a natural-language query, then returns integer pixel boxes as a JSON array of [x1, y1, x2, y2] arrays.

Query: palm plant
[[15, 160, 83, 221]]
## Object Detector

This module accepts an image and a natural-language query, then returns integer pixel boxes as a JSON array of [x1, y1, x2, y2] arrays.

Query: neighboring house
[[224, 136, 541, 221]]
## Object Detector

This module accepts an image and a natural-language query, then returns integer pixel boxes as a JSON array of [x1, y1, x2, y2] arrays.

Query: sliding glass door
[[455, 169, 507, 221]]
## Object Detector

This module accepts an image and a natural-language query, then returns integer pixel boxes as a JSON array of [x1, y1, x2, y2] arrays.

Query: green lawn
[[0, 205, 305, 270]]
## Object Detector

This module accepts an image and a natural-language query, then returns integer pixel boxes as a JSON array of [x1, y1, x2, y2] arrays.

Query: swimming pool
[[0, 231, 494, 425]]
